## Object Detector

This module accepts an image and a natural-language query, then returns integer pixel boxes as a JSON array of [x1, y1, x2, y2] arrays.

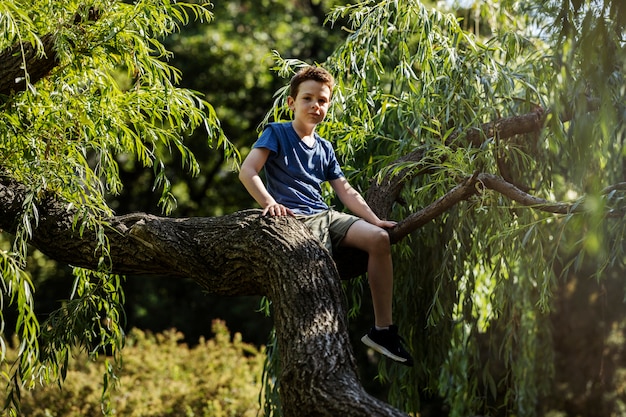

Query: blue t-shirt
[[253, 122, 344, 215]]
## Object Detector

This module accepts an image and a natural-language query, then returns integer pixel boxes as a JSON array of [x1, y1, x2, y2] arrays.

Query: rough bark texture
[[0, 175, 407, 416], [3, 168, 611, 416]]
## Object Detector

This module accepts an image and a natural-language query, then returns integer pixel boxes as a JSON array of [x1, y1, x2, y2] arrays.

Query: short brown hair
[[289, 66, 335, 99]]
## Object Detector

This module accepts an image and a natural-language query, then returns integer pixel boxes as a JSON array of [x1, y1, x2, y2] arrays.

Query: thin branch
[[388, 175, 479, 244], [602, 182, 626, 195], [477, 173, 581, 214], [478, 173, 626, 218], [388, 173, 626, 244]]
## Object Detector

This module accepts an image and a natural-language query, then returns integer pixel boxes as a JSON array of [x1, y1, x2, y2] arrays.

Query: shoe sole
[[361, 334, 409, 364]]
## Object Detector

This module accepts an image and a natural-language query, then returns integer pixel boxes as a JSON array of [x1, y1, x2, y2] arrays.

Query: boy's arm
[[239, 148, 294, 216], [330, 177, 396, 229]]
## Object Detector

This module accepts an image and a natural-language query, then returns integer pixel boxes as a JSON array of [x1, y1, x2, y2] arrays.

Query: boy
[[239, 66, 413, 366]]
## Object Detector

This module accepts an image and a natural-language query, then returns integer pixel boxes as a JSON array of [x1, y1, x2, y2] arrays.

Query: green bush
[[3, 320, 265, 417]]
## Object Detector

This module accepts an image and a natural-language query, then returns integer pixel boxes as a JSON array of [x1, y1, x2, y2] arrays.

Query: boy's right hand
[[263, 203, 295, 217]]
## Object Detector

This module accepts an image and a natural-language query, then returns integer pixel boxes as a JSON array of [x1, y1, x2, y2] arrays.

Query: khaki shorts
[[297, 209, 360, 254]]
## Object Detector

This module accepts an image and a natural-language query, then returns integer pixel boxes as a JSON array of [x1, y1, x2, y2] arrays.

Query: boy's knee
[[370, 228, 391, 253]]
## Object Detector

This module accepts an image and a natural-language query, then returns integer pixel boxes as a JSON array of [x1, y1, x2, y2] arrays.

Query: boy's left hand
[[376, 220, 397, 230], [263, 203, 295, 217]]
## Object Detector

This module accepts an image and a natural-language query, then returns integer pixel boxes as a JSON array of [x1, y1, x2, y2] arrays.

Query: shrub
[[2, 320, 265, 417]]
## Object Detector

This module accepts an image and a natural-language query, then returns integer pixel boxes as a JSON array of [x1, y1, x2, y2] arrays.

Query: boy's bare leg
[[340, 220, 394, 327], [344, 220, 414, 366]]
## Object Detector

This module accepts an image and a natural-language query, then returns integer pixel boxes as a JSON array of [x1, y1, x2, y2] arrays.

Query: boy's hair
[[289, 66, 335, 98]]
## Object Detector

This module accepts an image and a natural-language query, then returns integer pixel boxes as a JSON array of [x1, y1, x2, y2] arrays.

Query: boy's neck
[[291, 120, 316, 139]]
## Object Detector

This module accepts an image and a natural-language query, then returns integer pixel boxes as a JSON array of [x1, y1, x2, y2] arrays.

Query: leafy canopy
[[268, 0, 625, 415], [0, 0, 234, 412]]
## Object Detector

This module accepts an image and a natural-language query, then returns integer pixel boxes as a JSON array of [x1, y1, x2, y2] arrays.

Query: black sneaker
[[361, 325, 414, 366]]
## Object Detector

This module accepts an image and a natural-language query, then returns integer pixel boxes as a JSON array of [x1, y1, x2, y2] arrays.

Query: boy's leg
[[340, 218, 414, 366], [339, 219, 394, 327]]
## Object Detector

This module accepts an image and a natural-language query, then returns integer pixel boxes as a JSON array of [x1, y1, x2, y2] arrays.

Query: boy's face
[[287, 80, 332, 127]]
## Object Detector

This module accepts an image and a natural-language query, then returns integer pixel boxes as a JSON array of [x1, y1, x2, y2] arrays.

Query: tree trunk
[[0, 175, 407, 416]]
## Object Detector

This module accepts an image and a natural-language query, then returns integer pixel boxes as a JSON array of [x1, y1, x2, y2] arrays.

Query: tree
[[1, 0, 625, 416]]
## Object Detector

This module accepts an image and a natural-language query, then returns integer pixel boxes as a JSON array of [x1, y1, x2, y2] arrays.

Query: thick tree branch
[[0, 175, 364, 285], [0, 174, 408, 417], [1, 176, 279, 295], [2, 167, 621, 415]]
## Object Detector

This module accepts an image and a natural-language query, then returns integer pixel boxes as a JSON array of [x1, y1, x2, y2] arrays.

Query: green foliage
[[0, 0, 230, 215], [0, 0, 236, 412], [140, 0, 352, 218], [265, 0, 626, 415], [0, 321, 264, 417]]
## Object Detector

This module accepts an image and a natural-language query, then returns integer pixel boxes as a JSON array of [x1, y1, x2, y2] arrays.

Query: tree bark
[[0, 21, 610, 416], [0, 174, 408, 416]]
